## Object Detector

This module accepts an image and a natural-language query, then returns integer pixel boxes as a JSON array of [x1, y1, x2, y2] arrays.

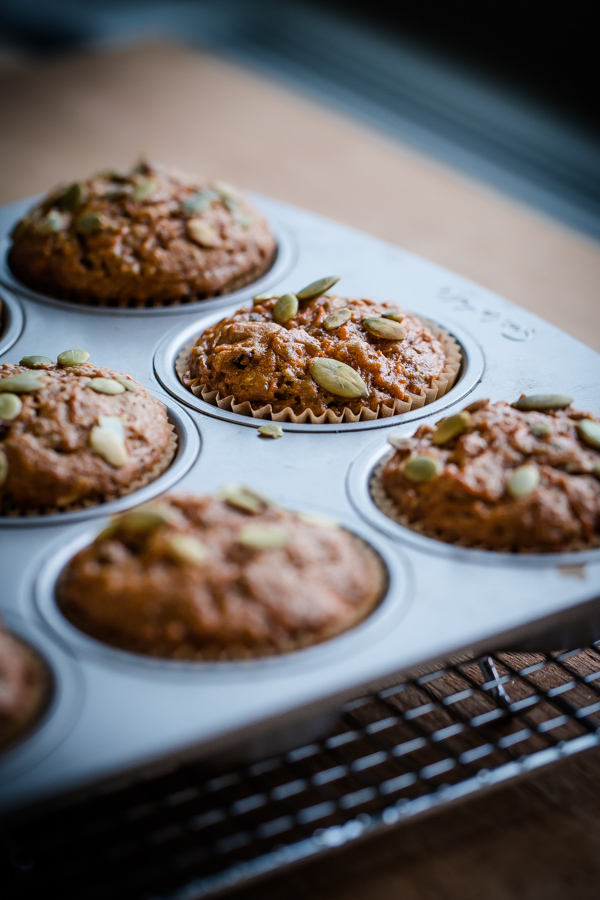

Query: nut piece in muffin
[[181, 275, 460, 423], [376, 395, 600, 553], [9, 161, 276, 308], [0, 620, 50, 753], [56, 490, 387, 659], [0, 349, 175, 513]]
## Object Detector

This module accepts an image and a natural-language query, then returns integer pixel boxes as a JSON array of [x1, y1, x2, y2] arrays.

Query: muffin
[[374, 395, 600, 553], [180, 276, 461, 424], [8, 161, 276, 308], [56, 490, 387, 659], [0, 349, 176, 514], [0, 621, 50, 753]]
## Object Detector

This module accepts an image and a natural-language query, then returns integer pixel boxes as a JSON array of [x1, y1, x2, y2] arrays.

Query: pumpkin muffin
[[8, 161, 276, 308], [375, 395, 600, 553], [0, 349, 175, 514], [180, 276, 460, 424], [56, 490, 387, 660], [0, 621, 50, 753]]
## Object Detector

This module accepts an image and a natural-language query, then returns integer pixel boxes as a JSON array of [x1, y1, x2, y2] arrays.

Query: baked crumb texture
[[0, 623, 50, 754]]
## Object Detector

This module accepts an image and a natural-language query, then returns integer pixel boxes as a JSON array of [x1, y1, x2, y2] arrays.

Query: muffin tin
[[1, 191, 599, 818]]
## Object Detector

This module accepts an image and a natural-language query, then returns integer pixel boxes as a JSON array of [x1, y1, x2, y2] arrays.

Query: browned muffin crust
[[0, 623, 50, 753], [9, 162, 276, 307], [184, 295, 449, 417], [0, 357, 174, 513], [379, 399, 600, 552], [57, 493, 386, 659]]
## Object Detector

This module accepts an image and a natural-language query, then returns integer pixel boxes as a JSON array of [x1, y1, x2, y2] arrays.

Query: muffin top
[[379, 396, 600, 552], [57, 491, 386, 659], [184, 279, 453, 419], [0, 622, 49, 753], [0, 351, 174, 512], [8, 161, 276, 307]]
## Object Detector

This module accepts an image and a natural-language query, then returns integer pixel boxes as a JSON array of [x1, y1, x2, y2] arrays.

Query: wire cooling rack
[[4, 644, 600, 900]]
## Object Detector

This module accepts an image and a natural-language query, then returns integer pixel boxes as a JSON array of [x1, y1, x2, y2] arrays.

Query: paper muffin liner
[[0, 423, 178, 519], [177, 322, 462, 425], [370, 449, 600, 555]]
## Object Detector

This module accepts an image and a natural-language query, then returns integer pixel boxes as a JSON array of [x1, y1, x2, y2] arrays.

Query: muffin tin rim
[[32, 506, 412, 679], [0, 198, 297, 318], [153, 306, 485, 434], [347, 433, 600, 566], [0, 289, 24, 359], [0, 389, 201, 528]]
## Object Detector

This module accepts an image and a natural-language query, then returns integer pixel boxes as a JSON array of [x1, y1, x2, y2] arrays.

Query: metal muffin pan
[[0, 290, 24, 357], [1, 191, 599, 818]]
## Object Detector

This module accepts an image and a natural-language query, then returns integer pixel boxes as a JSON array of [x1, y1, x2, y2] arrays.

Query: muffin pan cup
[[1, 191, 599, 817]]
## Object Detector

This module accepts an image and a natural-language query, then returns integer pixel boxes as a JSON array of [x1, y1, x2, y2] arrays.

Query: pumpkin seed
[[57, 348, 90, 366], [97, 415, 125, 440], [182, 190, 218, 214], [577, 419, 600, 450], [118, 504, 172, 532], [362, 317, 407, 341], [115, 375, 140, 392], [238, 524, 289, 549], [404, 455, 443, 483], [39, 211, 68, 234], [253, 291, 280, 305], [507, 464, 540, 498], [0, 372, 46, 393], [58, 182, 86, 211], [432, 411, 472, 445], [258, 423, 284, 439], [187, 219, 220, 247], [167, 534, 208, 565], [87, 377, 126, 395], [0, 449, 7, 488], [322, 308, 351, 330], [297, 276, 340, 301], [0, 393, 22, 420], [90, 426, 128, 467], [381, 309, 405, 322], [219, 484, 267, 514], [513, 393, 573, 411], [388, 435, 407, 449], [234, 213, 253, 228], [75, 213, 103, 233], [132, 179, 157, 201], [296, 511, 339, 529], [531, 421, 553, 438], [19, 355, 53, 368], [310, 358, 367, 399], [211, 180, 241, 202], [273, 293, 298, 324]]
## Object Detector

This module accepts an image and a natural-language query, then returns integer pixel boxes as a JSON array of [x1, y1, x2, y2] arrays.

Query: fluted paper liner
[[177, 321, 462, 424]]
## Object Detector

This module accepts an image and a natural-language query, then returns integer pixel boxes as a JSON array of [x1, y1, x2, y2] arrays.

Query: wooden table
[[2, 41, 600, 899]]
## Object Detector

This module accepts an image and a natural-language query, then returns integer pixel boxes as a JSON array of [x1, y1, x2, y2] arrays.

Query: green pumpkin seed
[[404, 455, 443, 483], [167, 534, 208, 565], [118, 504, 172, 532], [114, 375, 140, 393], [296, 511, 339, 529], [258, 423, 284, 439], [531, 421, 553, 438], [577, 419, 600, 450], [182, 190, 218, 214], [362, 317, 408, 341], [39, 211, 68, 234], [234, 213, 253, 228], [0, 393, 22, 420], [87, 377, 126, 395], [58, 182, 86, 211], [381, 309, 405, 322], [238, 524, 289, 549], [0, 449, 7, 488], [513, 393, 573, 411], [253, 291, 280, 305], [132, 179, 157, 201], [19, 355, 53, 368], [97, 415, 125, 440], [187, 219, 220, 247], [273, 293, 298, 324], [297, 276, 340, 301], [0, 372, 46, 393], [57, 349, 90, 366], [219, 484, 267, 514], [76, 213, 103, 233], [90, 426, 128, 467], [507, 464, 540, 498], [309, 358, 367, 399], [322, 308, 351, 330], [211, 180, 241, 202], [388, 435, 407, 450], [432, 411, 472, 445]]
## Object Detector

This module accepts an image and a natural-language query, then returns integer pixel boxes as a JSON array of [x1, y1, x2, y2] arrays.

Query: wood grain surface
[[1, 41, 600, 899]]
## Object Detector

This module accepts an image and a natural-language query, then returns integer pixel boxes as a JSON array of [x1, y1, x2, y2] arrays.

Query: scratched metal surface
[[0, 193, 599, 817]]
